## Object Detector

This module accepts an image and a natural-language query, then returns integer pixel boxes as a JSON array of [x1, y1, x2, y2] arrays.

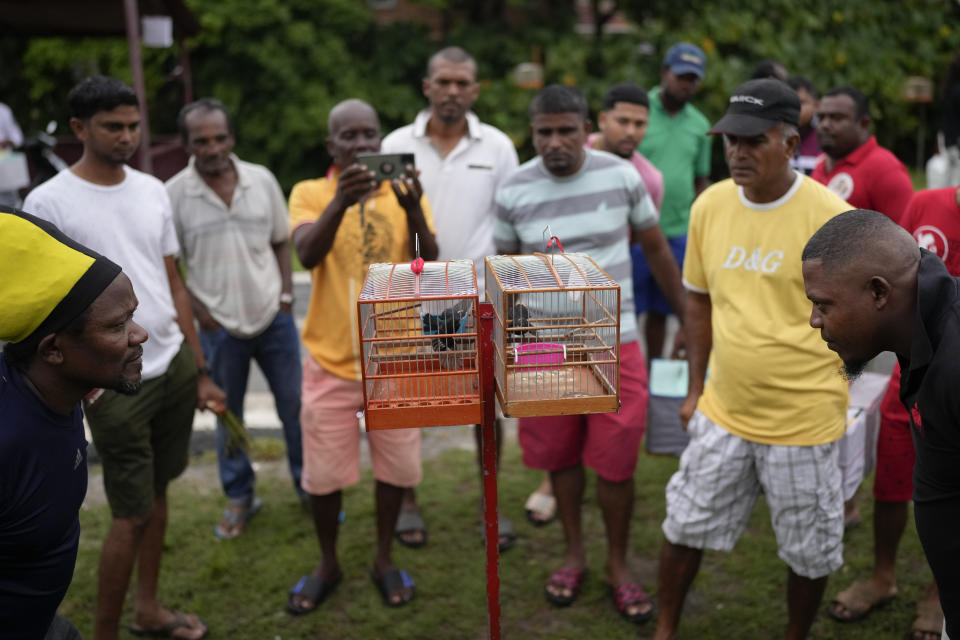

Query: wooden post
[[178, 37, 193, 105], [122, 0, 152, 174], [478, 301, 501, 640]]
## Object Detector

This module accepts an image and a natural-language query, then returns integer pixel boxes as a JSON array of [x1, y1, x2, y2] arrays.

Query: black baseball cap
[[709, 78, 801, 136]]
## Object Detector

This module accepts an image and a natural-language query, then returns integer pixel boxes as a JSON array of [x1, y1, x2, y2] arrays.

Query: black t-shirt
[[0, 355, 88, 639], [899, 249, 960, 503]]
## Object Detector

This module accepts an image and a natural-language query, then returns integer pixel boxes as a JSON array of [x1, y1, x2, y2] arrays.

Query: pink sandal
[[544, 567, 588, 607]]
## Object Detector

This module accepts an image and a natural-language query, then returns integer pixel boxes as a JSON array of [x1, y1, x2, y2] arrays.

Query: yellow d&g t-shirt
[[683, 172, 850, 445]]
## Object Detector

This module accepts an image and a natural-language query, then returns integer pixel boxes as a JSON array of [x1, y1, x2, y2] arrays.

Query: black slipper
[[370, 567, 416, 607], [286, 571, 342, 615]]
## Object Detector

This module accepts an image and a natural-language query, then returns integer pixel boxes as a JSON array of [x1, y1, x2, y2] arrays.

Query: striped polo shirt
[[493, 148, 659, 343]]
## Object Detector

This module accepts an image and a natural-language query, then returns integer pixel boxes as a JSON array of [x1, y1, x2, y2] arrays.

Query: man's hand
[[194, 304, 221, 333], [197, 374, 226, 411], [335, 163, 377, 209], [391, 164, 424, 215], [670, 326, 687, 360], [279, 301, 293, 315], [679, 391, 701, 430]]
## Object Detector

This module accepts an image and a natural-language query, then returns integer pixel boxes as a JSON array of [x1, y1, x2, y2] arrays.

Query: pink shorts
[[300, 356, 422, 496], [518, 341, 649, 483], [874, 364, 915, 503]]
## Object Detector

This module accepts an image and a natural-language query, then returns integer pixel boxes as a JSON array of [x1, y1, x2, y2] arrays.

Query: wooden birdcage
[[357, 259, 482, 430], [485, 253, 620, 417]]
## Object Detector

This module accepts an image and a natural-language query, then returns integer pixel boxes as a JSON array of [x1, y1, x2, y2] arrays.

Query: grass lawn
[[61, 439, 933, 639]]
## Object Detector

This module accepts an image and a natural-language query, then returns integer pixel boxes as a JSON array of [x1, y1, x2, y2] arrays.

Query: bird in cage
[[422, 299, 472, 351], [508, 302, 536, 337]]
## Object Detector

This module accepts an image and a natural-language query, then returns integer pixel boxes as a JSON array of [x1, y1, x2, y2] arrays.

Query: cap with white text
[[663, 43, 706, 79], [709, 78, 800, 136]]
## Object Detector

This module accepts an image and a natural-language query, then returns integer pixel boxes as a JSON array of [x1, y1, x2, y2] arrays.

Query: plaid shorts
[[662, 410, 844, 579]]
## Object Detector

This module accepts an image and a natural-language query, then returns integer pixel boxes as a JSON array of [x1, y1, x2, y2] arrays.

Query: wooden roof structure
[[0, 0, 200, 173]]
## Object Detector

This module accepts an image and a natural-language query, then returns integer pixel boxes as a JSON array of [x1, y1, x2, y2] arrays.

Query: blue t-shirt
[[0, 355, 88, 638]]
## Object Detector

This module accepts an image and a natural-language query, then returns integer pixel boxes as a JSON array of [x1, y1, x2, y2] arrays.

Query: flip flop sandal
[[524, 491, 556, 527], [828, 579, 897, 622], [394, 510, 428, 549], [608, 583, 655, 624], [286, 571, 343, 615], [477, 514, 519, 552], [497, 515, 517, 552], [129, 611, 209, 638], [214, 496, 263, 540], [370, 568, 416, 607], [544, 566, 588, 607]]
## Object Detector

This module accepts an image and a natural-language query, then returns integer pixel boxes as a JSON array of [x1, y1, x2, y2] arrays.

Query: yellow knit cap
[[1, 206, 121, 344]]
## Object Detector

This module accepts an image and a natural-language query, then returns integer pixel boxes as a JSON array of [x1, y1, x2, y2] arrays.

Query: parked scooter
[[20, 120, 68, 195]]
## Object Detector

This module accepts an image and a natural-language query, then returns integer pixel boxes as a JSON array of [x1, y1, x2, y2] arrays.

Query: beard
[[113, 379, 142, 395], [839, 358, 868, 382]]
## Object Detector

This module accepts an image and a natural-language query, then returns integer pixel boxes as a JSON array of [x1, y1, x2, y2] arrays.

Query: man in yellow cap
[[0, 206, 148, 640]]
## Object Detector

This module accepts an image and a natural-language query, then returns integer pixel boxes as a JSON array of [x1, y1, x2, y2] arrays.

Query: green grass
[[62, 441, 932, 639]]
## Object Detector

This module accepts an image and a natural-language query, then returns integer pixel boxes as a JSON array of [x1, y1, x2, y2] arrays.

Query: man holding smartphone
[[285, 98, 437, 614]]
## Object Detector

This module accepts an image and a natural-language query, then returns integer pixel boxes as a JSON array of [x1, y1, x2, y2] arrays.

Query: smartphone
[[356, 152, 415, 182]]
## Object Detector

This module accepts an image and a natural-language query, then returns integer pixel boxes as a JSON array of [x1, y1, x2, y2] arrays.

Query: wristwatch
[[198, 365, 212, 377], [280, 292, 294, 305]]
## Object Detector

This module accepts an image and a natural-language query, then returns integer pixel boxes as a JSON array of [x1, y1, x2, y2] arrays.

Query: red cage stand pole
[[478, 302, 501, 640]]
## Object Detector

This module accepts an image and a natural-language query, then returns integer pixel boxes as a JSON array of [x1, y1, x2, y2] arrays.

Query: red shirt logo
[[910, 403, 923, 434], [914, 225, 949, 261]]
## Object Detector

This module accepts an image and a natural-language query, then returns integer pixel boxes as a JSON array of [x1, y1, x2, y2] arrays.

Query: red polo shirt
[[902, 187, 960, 274], [811, 136, 914, 224]]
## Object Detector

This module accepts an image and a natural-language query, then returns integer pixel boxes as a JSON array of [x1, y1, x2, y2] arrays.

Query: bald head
[[327, 99, 378, 136], [802, 209, 921, 380], [803, 209, 919, 277]]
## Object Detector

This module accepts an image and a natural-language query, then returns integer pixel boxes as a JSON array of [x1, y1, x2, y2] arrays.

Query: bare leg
[[545, 465, 587, 600], [289, 491, 342, 611], [873, 499, 909, 588], [598, 475, 651, 617], [645, 311, 667, 364], [373, 480, 413, 605], [93, 514, 150, 640], [130, 491, 206, 638], [474, 420, 513, 547], [653, 541, 703, 640], [785, 569, 828, 640], [397, 486, 426, 546], [830, 499, 907, 619]]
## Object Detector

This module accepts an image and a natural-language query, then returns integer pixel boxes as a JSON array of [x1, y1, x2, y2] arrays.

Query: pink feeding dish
[[514, 342, 566, 369]]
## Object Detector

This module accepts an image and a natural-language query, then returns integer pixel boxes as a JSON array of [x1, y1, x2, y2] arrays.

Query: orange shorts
[[299, 356, 422, 496]]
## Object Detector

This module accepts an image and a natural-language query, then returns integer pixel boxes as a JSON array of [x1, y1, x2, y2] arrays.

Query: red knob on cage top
[[547, 235, 564, 252], [410, 257, 425, 274]]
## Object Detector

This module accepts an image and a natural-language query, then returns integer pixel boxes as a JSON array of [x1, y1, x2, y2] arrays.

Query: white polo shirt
[[382, 110, 518, 293], [166, 155, 289, 338]]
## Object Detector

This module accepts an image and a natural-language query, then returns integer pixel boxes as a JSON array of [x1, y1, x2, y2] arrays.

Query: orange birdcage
[[357, 259, 482, 430], [484, 251, 621, 417]]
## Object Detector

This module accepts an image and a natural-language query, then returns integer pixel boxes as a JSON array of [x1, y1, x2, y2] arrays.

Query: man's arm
[[679, 290, 711, 427], [272, 241, 294, 314], [392, 169, 438, 260], [634, 225, 685, 322], [293, 164, 375, 269], [164, 255, 225, 410], [181, 270, 221, 332]]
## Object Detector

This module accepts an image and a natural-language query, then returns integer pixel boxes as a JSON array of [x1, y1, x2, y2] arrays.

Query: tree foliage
[[2, 0, 958, 189]]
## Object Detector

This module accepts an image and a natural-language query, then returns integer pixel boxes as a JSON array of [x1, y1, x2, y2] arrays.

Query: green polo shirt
[[639, 87, 712, 238]]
